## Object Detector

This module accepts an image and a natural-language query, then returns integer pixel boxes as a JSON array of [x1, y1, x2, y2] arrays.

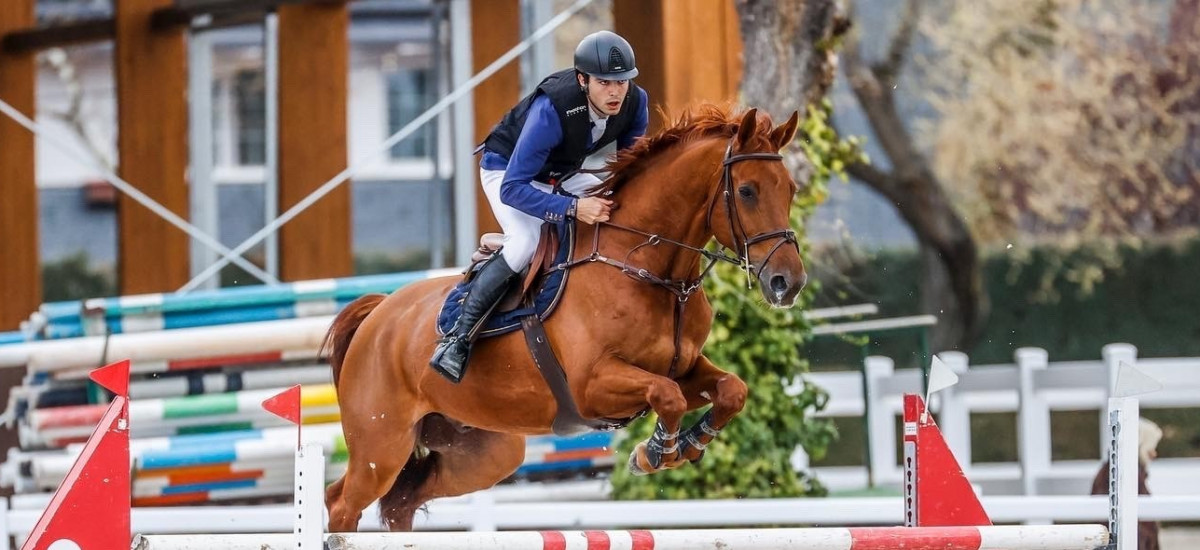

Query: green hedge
[[812, 237, 1200, 364]]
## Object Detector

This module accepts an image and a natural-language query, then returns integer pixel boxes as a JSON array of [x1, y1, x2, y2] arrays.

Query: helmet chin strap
[[580, 77, 623, 117], [580, 81, 605, 117]]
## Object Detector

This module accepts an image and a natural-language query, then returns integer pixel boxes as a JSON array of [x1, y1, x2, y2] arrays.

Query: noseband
[[552, 135, 798, 380]]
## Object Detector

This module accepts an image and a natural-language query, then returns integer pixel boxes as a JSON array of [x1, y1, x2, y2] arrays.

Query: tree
[[841, 0, 1200, 323], [920, 0, 1200, 263], [841, 0, 989, 352]]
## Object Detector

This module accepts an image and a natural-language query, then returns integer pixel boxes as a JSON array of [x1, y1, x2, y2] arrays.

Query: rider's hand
[[575, 197, 613, 224]]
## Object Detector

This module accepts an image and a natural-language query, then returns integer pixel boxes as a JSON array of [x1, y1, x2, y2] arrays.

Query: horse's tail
[[378, 448, 440, 529], [322, 293, 387, 388]]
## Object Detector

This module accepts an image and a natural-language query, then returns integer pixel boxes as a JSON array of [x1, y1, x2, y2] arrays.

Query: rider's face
[[579, 75, 629, 116]]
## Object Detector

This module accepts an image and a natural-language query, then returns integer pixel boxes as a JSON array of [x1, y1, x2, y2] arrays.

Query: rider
[[430, 30, 650, 383]]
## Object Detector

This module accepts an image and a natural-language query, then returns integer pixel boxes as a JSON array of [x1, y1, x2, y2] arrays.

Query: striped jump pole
[[130, 525, 1112, 550]]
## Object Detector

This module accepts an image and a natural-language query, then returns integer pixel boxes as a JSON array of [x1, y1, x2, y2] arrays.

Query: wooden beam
[[115, 0, 190, 294], [470, 0, 521, 237], [277, 2, 352, 281], [614, 0, 742, 131], [1, 0, 396, 54], [1, 18, 114, 55], [150, 0, 321, 30], [0, 0, 39, 330]]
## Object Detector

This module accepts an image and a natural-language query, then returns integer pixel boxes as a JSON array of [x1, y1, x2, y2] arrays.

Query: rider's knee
[[502, 235, 537, 268]]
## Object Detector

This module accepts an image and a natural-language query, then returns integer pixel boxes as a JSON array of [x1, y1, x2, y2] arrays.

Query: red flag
[[262, 385, 302, 425], [21, 396, 130, 549], [90, 359, 130, 397]]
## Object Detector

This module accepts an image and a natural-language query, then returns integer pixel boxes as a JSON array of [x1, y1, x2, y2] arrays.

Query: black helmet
[[574, 31, 638, 81]]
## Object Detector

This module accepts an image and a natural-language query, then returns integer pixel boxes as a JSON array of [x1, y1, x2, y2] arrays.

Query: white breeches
[[479, 168, 604, 271]]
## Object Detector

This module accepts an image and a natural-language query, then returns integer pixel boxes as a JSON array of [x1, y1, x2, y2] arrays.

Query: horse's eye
[[738, 185, 755, 199]]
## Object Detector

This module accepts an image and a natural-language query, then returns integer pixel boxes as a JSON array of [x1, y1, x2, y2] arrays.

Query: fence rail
[[796, 343, 1200, 498]]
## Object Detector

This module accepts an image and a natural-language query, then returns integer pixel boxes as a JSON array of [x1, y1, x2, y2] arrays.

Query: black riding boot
[[430, 254, 519, 383]]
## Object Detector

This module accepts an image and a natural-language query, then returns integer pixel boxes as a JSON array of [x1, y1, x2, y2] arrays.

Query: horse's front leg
[[583, 357, 687, 476], [670, 353, 748, 466]]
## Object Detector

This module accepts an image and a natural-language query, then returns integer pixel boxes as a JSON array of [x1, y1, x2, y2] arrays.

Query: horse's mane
[[596, 103, 756, 196]]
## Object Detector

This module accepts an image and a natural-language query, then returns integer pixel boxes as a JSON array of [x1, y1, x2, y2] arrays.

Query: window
[[234, 69, 266, 166], [386, 69, 433, 160]]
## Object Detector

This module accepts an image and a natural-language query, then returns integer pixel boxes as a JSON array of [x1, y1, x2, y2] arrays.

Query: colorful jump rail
[[17, 359, 1138, 550], [8, 422, 613, 503], [1, 282, 615, 505], [22, 269, 460, 341]]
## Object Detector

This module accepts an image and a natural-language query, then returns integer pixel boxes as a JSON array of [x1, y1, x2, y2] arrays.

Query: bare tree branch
[[845, 159, 900, 200], [840, 2, 988, 350], [876, 0, 921, 86]]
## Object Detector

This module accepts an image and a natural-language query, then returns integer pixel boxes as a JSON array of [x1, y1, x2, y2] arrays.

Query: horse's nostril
[[770, 274, 788, 294]]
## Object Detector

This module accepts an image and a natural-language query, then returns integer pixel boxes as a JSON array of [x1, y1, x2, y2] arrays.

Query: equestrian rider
[[430, 30, 650, 383]]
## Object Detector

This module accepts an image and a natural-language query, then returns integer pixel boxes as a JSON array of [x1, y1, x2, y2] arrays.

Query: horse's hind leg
[[377, 415, 526, 531], [327, 417, 420, 532], [671, 353, 748, 465]]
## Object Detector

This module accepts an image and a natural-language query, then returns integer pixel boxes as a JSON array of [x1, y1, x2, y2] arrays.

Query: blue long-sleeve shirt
[[481, 88, 649, 222]]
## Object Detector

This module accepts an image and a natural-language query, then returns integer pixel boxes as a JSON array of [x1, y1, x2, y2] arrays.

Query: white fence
[[799, 343, 1200, 498]]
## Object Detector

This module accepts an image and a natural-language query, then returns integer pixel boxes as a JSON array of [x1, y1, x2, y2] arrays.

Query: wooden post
[[0, 0, 38, 494], [470, 0, 521, 237], [614, 0, 742, 131], [277, 2, 352, 281], [0, 0, 40, 330], [115, 0, 190, 294]]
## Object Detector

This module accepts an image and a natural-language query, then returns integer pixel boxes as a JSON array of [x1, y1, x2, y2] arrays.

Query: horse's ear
[[736, 108, 759, 149], [770, 110, 801, 151]]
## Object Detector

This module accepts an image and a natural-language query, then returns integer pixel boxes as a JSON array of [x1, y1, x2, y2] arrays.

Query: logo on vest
[[565, 105, 588, 117]]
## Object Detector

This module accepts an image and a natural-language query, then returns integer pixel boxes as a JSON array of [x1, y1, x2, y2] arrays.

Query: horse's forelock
[[598, 103, 774, 196]]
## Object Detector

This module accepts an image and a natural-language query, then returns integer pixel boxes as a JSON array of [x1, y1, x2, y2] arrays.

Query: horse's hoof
[[627, 442, 652, 476]]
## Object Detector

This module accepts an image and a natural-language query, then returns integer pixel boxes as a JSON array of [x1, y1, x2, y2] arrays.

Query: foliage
[[809, 233, 1200, 366], [609, 105, 860, 500], [354, 250, 438, 275], [918, 0, 1200, 247], [41, 253, 115, 302]]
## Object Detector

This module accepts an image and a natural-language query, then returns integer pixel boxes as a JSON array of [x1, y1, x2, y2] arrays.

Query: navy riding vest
[[482, 68, 642, 184]]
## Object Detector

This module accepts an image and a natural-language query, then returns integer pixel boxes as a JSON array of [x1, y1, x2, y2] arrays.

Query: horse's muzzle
[[758, 266, 807, 308]]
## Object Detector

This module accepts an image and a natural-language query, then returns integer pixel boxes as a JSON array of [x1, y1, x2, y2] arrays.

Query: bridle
[[709, 138, 800, 287], [553, 135, 799, 379]]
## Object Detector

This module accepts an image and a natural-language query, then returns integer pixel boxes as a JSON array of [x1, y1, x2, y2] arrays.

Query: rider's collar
[[587, 103, 609, 123]]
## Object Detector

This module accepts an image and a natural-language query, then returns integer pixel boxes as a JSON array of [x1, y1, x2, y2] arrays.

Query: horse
[[322, 105, 807, 532]]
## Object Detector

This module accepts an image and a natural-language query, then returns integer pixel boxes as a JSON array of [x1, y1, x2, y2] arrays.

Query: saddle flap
[[522, 223, 561, 298]]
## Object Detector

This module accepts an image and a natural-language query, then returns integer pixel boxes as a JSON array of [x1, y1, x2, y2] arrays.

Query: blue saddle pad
[[436, 223, 575, 339]]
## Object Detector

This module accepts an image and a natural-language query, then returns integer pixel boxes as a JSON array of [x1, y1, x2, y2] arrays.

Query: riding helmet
[[574, 30, 638, 81]]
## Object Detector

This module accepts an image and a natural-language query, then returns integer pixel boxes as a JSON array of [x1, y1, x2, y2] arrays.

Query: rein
[[552, 137, 797, 380]]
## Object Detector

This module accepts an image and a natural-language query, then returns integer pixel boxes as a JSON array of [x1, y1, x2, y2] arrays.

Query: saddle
[[440, 223, 632, 435], [467, 224, 561, 313]]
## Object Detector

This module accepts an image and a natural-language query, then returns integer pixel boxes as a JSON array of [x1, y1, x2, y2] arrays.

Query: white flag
[[927, 355, 960, 395]]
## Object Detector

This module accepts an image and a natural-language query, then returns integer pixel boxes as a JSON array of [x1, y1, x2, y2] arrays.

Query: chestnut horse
[[322, 105, 806, 532]]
